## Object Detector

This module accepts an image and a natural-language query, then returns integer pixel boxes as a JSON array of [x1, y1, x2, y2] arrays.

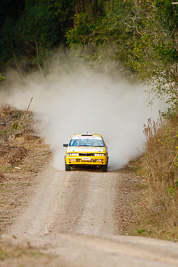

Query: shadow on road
[[70, 166, 105, 172]]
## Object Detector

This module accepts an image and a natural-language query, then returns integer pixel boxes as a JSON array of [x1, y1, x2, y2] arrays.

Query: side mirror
[[63, 144, 68, 147]]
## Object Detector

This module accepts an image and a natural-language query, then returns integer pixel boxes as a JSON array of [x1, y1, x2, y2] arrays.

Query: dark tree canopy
[[0, 0, 177, 92]]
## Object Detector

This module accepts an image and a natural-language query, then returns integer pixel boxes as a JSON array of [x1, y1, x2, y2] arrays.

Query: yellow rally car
[[63, 133, 108, 172]]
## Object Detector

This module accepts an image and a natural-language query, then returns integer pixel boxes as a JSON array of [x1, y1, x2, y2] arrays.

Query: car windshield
[[69, 138, 105, 147]]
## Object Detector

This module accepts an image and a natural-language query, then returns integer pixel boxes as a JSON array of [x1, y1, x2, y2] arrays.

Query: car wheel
[[102, 165, 107, 172], [65, 163, 70, 171]]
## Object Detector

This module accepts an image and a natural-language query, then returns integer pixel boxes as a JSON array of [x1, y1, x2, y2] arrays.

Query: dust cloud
[[0, 52, 165, 170]]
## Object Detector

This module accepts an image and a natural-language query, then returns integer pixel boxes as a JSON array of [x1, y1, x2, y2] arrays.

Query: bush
[[139, 112, 178, 238], [143, 112, 177, 189]]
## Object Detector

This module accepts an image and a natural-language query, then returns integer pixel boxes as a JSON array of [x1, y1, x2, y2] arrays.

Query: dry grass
[[0, 238, 58, 266], [0, 172, 4, 182], [132, 113, 178, 240], [0, 238, 68, 267], [143, 112, 177, 189], [0, 104, 34, 142], [0, 105, 52, 234]]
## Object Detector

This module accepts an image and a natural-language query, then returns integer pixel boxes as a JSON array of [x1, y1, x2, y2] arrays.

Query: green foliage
[[155, 0, 178, 31], [0, 0, 177, 113], [0, 75, 5, 81], [167, 186, 175, 197], [16, 5, 58, 54], [38, 0, 74, 34], [0, 0, 73, 70], [66, 0, 177, 113], [175, 180, 178, 188], [0, 19, 17, 65], [12, 122, 21, 130], [0, 1, 25, 68], [67, 1, 134, 48], [66, 13, 97, 45], [137, 228, 146, 234]]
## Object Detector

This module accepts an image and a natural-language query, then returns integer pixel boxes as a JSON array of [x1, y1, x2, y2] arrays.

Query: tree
[[16, 5, 58, 79], [37, 0, 75, 42], [66, 0, 177, 110]]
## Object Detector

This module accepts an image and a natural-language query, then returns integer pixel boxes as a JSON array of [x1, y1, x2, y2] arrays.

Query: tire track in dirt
[[51, 171, 118, 235], [9, 166, 118, 236], [6, 166, 178, 267]]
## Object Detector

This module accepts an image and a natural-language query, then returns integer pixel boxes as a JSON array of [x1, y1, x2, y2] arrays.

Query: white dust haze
[[0, 52, 165, 170]]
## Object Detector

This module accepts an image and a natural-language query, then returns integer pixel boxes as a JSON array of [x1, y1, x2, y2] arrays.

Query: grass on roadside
[[0, 240, 48, 261], [128, 112, 178, 241], [0, 104, 52, 234]]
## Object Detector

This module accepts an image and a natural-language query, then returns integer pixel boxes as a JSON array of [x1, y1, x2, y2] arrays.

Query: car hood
[[67, 146, 106, 153]]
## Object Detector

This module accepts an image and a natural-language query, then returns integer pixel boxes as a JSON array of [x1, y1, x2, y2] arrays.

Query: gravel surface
[[1, 166, 177, 267]]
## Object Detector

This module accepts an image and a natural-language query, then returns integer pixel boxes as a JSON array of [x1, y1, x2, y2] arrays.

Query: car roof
[[72, 133, 102, 138]]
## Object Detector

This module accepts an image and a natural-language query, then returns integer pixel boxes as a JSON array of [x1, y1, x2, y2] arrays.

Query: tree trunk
[[35, 38, 45, 83], [13, 52, 25, 81]]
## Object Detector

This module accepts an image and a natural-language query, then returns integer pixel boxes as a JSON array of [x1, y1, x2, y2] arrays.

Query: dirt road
[[10, 166, 118, 236], [3, 166, 178, 267]]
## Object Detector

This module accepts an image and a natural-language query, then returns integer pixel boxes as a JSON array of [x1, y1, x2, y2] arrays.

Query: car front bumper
[[65, 156, 108, 165]]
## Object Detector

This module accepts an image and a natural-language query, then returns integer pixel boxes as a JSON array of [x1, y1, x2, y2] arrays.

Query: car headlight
[[67, 153, 79, 156], [94, 153, 106, 156]]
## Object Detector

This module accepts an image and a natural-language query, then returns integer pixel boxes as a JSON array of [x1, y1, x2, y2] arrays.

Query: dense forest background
[[0, 1, 177, 90]]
